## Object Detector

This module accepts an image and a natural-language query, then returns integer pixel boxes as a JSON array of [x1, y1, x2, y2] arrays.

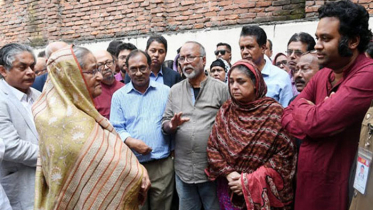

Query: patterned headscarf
[[227, 60, 268, 109], [206, 60, 296, 209], [32, 46, 143, 209]]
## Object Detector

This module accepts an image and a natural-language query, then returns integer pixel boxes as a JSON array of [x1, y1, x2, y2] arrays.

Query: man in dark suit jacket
[[125, 35, 182, 88]]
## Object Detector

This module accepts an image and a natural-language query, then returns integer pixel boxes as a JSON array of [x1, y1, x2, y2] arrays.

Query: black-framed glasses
[[275, 60, 287, 67], [97, 60, 114, 71], [214, 50, 228, 56], [178, 56, 203, 64], [82, 68, 102, 75], [286, 49, 304, 57]]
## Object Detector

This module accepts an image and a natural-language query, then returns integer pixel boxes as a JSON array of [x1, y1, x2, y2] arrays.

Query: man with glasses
[[93, 50, 124, 119], [286, 32, 316, 73], [162, 41, 228, 210], [111, 50, 173, 210], [284, 32, 315, 97], [215, 42, 232, 66]]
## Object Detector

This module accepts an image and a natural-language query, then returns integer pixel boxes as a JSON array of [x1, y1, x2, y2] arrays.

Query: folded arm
[[283, 72, 373, 139]]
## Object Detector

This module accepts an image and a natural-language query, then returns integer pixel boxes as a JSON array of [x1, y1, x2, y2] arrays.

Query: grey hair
[[0, 43, 35, 71], [72, 46, 92, 70], [184, 41, 206, 57]]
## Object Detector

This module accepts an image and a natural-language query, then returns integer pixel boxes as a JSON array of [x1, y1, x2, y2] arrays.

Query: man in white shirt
[[0, 43, 40, 210]]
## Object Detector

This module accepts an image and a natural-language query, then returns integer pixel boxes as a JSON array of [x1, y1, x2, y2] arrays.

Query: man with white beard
[[162, 41, 228, 210]]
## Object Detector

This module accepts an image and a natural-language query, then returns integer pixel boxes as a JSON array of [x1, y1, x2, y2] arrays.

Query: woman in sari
[[32, 46, 150, 210], [205, 60, 296, 210]]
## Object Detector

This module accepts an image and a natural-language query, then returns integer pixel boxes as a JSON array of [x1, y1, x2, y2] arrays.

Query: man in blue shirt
[[239, 25, 293, 107], [110, 50, 173, 210]]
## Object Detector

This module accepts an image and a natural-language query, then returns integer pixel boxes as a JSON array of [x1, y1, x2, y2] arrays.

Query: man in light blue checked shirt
[[110, 50, 174, 210]]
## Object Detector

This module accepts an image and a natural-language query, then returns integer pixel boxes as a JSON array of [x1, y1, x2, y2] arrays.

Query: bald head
[[294, 53, 319, 92], [45, 41, 69, 59], [34, 57, 47, 76], [93, 50, 115, 85]]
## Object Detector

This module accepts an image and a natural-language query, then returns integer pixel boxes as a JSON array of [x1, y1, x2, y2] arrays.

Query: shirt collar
[[261, 60, 271, 76], [126, 80, 156, 94], [3, 80, 31, 102], [150, 66, 163, 77], [186, 76, 209, 89]]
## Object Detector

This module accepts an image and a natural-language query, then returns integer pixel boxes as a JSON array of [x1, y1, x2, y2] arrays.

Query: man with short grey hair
[[0, 43, 40, 210], [162, 41, 228, 210]]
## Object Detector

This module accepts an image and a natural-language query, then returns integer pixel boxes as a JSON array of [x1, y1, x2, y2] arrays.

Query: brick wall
[[305, 0, 373, 18], [0, 0, 371, 47]]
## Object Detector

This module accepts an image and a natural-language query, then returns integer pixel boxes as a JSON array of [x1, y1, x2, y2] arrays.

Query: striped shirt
[[110, 80, 170, 163]]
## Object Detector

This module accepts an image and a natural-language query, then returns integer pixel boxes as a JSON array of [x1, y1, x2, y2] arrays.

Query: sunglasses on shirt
[[214, 50, 229, 56]]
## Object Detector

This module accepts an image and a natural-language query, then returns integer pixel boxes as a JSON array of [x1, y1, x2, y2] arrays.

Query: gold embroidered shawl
[[32, 47, 143, 210]]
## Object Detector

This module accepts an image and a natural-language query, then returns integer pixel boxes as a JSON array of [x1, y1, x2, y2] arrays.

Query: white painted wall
[[35, 17, 373, 68]]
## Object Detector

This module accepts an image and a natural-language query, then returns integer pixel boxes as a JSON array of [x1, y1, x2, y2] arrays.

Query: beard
[[338, 36, 353, 57], [183, 66, 201, 79], [103, 73, 115, 84]]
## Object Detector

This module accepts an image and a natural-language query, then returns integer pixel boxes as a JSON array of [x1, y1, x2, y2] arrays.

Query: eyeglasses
[[97, 60, 114, 71], [275, 60, 287, 67], [35, 68, 47, 75], [178, 56, 203, 64], [128, 66, 148, 74], [286, 49, 304, 57], [214, 50, 229, 56], [82, 68, 102, 75]]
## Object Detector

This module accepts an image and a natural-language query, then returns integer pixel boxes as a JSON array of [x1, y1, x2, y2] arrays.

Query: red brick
[[226, 14, 239, 20], [219, 1, 232, 6], [240, 13, 256, 18], [181, 1, 195, 6], [175, 16, 189, 21], [6, 0, 369, 47], [257, 1, 272, 7]]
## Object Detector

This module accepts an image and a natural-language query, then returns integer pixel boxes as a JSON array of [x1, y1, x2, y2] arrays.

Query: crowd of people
[[0, 1, 373, 210]]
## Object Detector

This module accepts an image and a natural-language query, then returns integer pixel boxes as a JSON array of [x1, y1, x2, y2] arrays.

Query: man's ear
[[261, 44, 266, 54], [0, 65, 7, 79], [202, 56, 206, 66], [349, 36, 360, 51]]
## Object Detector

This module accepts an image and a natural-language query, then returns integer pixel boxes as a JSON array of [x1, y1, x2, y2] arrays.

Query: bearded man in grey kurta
[[162, 41, 228, 210]]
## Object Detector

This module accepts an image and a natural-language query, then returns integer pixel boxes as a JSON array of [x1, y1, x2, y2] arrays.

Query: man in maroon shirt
[[281, 1, 373, 210], [93, 50, 124, 119]]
